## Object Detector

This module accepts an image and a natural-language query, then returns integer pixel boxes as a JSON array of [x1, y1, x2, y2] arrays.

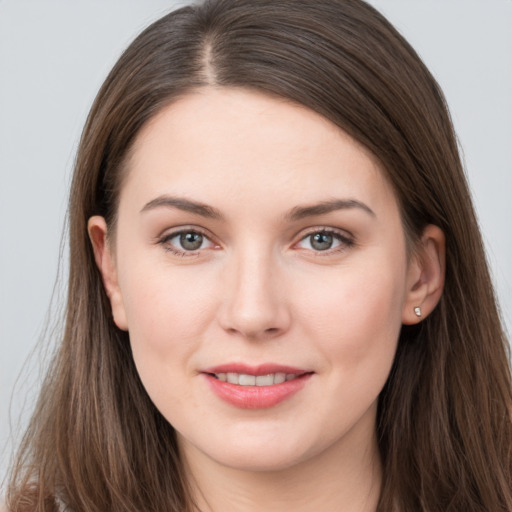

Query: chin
[[211, 446, 309, 473], [178, 423, 332, 475]]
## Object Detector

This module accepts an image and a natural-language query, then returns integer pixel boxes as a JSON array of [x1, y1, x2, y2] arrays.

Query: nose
[[218, 250, 291, 340]]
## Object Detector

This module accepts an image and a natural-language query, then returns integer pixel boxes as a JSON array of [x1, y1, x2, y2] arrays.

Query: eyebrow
[[140, 195, 224, 220], [285, 199, 375, 221], [140, 195, 375, 221]]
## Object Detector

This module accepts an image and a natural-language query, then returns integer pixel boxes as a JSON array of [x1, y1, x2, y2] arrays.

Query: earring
[[414, 306, 422, 318]]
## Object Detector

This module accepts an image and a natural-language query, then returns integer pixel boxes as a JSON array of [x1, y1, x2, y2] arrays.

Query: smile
[[210, 372, 299, 386], [202, 364, 313, 409]]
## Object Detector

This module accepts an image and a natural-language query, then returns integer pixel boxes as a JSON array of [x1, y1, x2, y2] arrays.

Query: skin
[[89, 88, 445, 512]]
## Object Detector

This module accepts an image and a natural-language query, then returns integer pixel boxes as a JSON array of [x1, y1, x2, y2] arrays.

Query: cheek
[[291, 258, 406, 443], [298, 257, 406, 375], [121, 261, 217, 343], [117, 263, 219, 402]]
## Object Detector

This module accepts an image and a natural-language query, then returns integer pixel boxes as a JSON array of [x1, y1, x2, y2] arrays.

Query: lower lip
[[204, 373, 312, 409]]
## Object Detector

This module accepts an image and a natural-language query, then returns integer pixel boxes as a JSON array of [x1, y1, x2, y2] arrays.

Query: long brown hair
[[7, 1, 512, 510]]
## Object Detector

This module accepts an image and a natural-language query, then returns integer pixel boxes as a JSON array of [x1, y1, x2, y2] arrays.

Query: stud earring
[[414, 306, 422, 318]]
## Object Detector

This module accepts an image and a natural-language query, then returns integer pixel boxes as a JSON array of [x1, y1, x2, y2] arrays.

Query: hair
[[6, 0, 512, 511]]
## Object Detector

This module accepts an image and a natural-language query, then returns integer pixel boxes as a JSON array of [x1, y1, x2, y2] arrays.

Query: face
[[91, 88, 424, 473]]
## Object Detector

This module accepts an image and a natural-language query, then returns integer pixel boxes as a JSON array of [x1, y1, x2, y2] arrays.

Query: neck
[[179, 415, 382, 512]]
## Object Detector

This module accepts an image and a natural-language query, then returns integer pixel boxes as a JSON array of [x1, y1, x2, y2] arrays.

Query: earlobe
[[87, 216, 128, 331], [402, 224, 446, 325]]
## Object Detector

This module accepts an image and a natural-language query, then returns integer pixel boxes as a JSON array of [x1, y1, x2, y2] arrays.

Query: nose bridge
[[219, 241, 290, 339]]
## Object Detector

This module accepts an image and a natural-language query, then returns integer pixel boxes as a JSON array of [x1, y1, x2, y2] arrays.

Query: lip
[[201, 363, 313, 409], [203, 363, 309, 376]]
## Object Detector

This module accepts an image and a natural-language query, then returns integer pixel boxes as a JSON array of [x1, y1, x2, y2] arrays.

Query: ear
[[88, 216, 128, 331], [402, 224, 446, 325]]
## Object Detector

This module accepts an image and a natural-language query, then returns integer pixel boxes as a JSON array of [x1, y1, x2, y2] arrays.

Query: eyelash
[[294, 228, 355, 256], [157, 227, 355, 258], [157, 227, 216, 258]]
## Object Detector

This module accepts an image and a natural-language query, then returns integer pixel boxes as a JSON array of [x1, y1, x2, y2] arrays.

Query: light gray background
[[1, 0, 511, 487]]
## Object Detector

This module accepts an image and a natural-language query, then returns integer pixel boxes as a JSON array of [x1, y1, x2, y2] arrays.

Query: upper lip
[[202, 363, 311, 376]]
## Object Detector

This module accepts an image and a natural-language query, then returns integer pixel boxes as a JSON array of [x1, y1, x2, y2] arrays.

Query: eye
[[296, 229, 353, 253], [159, 229, 216, 255], [176, 231, 206, 251]]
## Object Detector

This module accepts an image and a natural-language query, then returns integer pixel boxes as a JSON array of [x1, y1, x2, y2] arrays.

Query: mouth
[[201, 364, 313, 409], [206, 372, 303, 386]]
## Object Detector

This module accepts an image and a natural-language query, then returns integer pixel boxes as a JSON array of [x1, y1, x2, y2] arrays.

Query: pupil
[[311, 232, 333, 251], [180, 232, 203, 250]]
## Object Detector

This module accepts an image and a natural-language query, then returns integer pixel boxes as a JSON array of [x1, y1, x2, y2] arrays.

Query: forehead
[[121, 87, 397, 218]]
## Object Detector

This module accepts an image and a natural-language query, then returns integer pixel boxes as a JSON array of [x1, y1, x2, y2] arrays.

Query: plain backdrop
[[1, 0, 511, 486]]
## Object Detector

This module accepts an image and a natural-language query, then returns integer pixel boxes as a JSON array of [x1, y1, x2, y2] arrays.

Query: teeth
[[274, 372, 286, 384], [239, 374, 256, 386], [227, 372, 239, 384], [255, 374, 274, 386], [214, 372, 297, 386]]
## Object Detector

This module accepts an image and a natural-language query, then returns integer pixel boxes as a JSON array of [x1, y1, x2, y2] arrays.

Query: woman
[[4, 0, 512, 510]]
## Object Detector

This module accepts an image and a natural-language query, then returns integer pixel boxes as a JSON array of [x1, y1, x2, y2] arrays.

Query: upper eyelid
[[155, 225, 354, 250], [292, 227, 356, 254], [295, 226, 354, 241], [157, 228, 217, 257], [158, 225, 215, 241]]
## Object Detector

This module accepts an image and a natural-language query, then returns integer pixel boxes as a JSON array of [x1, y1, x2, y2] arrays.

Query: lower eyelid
[[157, 231, 193, 245], [295, 229, 355, 252], [156, 227, 353, 256]]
